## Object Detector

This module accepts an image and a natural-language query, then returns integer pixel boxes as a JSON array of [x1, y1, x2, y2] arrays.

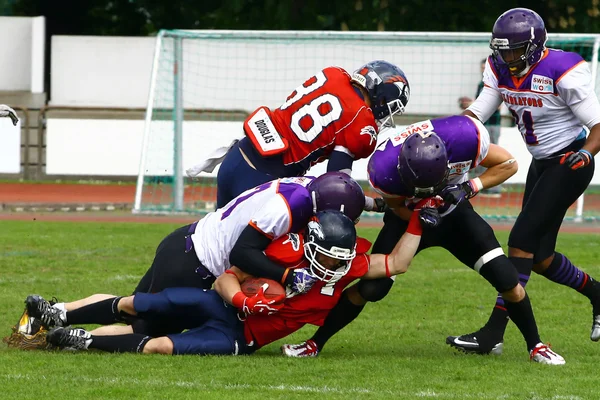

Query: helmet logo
[[385, 75, 407, 84], [307, 220, 325, 241], [282, 233, 301, 251], [490, 38, 510, 49]]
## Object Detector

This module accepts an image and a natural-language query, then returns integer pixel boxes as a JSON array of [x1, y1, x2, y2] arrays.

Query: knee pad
[[357, 277, 395, 302], [478, 251, 519, 293]]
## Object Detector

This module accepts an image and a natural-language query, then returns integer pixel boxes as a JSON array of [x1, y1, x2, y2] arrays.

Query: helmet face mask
[[402, 168, 449, 198], [303, 211, 357, 283], [491, 39, 530, 74], [378, 97, 407, 129]]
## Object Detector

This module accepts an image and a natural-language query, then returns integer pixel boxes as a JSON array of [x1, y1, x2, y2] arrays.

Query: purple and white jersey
[[191, 177, 313, 276], [483, 49, 592, 159], [368, 115, 489, 198]]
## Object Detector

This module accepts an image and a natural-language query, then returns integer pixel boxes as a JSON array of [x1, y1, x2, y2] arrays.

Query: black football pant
[[131, 223, 216, 336], [508, 138, 594, 262], [357, 201, 518, 302], [133, 223, 215, 294]]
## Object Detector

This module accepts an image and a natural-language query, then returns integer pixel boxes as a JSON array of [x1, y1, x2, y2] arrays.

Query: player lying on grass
[[135, 171, 364, 306], [18, 173, 366, 341], [24, 205, 439, 356]]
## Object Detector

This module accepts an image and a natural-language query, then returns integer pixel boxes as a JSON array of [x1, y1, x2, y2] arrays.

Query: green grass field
[[1, 219, 599, 399]]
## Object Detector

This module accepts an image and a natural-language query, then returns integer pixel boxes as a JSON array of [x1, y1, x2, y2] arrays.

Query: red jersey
[[244, 233, 372, 348], [243, 67, 378, 176]]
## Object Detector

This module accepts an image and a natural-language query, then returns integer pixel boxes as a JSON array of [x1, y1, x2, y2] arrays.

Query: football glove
[[418, 207, 441, 228], [0, 104, 19, 126], [290, 269, 317, 294], [560, 150, 593, 170], [234, 284, 285, 316], [412, 197, 443, 228], [373, 197, 389, 213], [440, 181, 479, 205]]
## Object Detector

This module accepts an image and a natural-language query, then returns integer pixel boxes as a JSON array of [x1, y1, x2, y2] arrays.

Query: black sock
[[89, 333, 151, 353], [481, 306, 509, 337], [310, 290, 365, 350], [503, 293, 540, 352], [66, 297, 123, 325], [482, 257, 533, 336]]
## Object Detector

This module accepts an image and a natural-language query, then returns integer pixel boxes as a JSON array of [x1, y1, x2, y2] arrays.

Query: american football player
[[188, 60, 410, 213], [282, 115, 565, 365], [447, 8, 600, 355]]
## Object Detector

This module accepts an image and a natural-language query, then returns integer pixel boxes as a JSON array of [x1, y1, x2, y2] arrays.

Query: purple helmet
[[490, 8, 547, 76], [306, 172, 365, 223], [397, 132, 449, 197], [351, 60, 410, 128]]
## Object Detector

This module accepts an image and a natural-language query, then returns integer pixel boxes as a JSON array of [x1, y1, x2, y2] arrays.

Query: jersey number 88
[[280, 72, 343, 143]]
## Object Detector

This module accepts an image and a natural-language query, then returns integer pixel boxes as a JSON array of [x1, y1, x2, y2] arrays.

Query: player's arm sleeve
[[327, 149, 354, 175], [467, 116, 490, 166], [229, 225, 288, 284], [558, 62, 600, 129], [466, 86, 503, 123], [466, 61, 503, 123]]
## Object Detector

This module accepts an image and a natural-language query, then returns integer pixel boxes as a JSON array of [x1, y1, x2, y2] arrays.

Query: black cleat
[[46, 327, 91, 350], [446, 330, 504, 355], [25, 295, 66, 330]]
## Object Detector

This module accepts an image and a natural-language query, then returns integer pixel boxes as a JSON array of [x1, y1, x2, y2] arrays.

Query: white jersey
[[474, 49, 595, 159], [190, 177, 314, 277]]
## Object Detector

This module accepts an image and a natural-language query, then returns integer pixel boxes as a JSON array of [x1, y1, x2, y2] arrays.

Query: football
[[241, 277, 285, 301]]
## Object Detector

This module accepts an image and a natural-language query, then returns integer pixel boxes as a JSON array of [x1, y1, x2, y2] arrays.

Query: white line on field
[[0, 373, 583, 400]]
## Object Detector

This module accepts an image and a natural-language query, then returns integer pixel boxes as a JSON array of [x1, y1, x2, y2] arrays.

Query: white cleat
[[281, 340, 319, 357], [529, 343, 565, 365], [591, 315, 600, 342]]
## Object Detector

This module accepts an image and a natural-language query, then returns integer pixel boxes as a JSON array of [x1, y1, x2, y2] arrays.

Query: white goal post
[[134, 29, 600, 221]]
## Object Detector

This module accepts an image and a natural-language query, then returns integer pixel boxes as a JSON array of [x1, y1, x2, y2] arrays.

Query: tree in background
[[6, 0, 600, 35]]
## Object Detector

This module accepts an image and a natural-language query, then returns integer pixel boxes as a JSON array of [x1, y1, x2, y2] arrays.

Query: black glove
[[373, 197, 389, 213], [560, 150, 593, 170], [419, 207, 441, 228], [440, 181, 477, 205]]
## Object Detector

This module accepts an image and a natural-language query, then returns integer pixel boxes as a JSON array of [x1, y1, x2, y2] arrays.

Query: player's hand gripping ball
[[237, 279, 286, 316]]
